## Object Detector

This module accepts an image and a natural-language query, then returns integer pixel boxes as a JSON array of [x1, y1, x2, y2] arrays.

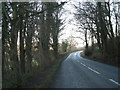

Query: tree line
[[74, 2, 120, 63], [2, 2, 66, 88]]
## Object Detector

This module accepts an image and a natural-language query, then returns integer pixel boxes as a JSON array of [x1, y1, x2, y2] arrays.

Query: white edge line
[[109, 79, 120, 86]]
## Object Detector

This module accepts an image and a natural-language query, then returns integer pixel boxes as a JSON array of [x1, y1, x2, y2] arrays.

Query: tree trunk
[[11, 23, 21, 87], [2, 33, 5, 87], [26, 32, 32, 73], [20, 19, 25, 74], [10, 3, 21, 87], [53, 36, 58, 58], [106, 2, 114, 38], [97, 2, 108, 54], [85, 29, 88, 50]]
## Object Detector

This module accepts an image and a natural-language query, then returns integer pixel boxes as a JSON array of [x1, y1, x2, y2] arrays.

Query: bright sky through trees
[[59, 0, 119, 47], [59, 0, 85, 47]]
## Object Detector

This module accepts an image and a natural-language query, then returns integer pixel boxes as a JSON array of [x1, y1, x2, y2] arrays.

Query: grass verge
[[81, 51, 119, 67], [36, 53, 69, 88]]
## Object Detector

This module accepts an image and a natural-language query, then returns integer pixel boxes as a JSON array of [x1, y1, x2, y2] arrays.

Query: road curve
[[51, 51, 120, 88]]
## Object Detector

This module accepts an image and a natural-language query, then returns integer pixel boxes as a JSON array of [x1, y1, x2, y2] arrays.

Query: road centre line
[[79, 53, 120, 87], [81, 63, 86, 67], [87, 67, 100, 74], [80, 62, 120, 86], [80, 62, 100, 74], [109, 79, 120, 86]]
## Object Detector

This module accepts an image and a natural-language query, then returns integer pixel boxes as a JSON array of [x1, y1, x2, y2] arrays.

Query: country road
[[51, 51, 120, 88]]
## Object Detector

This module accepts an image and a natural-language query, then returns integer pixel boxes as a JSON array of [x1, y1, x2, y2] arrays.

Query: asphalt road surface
[[51, 51, 120, 88]]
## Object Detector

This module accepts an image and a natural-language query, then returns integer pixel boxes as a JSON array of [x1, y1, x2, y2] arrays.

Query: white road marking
[[80, 62, 100, 74], [81, 63, 86, 67], [109, 79, 120, 86], [75, 53, 120, 87], [87, 67, 100, 74]]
